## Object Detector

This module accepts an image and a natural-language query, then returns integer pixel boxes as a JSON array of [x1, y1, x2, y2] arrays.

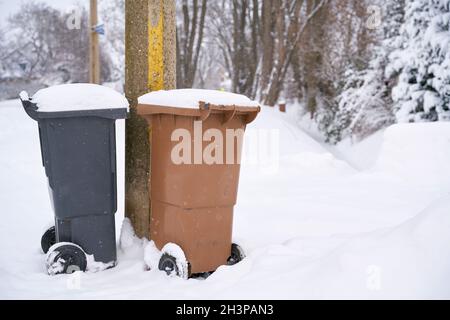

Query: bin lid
[[20, 84, 129, 121], [138, 89, 259, 109], [137, 89, 260, 124], [28, 84, 129, 113]]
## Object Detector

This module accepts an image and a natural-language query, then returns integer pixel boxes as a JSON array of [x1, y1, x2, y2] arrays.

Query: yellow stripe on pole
[[148, 0, 165, 91]]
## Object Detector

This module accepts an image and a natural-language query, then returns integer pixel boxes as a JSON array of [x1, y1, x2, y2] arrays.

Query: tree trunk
[[259, 0, 275, 98], [302, 0, 326, 117]]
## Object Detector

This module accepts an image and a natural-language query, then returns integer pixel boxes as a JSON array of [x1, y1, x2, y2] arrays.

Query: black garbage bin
[[19, 85, 128, 275]]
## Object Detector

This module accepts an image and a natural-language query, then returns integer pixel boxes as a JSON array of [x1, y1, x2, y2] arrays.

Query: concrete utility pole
[[125, 0, 176, 238], [89, 0, 100, 84]]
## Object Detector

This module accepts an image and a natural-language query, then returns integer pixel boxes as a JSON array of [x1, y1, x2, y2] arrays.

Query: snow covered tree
[[0, 2, 113, 87], [325, 0, 404, 143], [389, 0, 450, 122], [100, 0, 125, 84]]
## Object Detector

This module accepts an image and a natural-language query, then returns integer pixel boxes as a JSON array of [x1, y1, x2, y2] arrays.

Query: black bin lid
[[19, 84, 129, 121]]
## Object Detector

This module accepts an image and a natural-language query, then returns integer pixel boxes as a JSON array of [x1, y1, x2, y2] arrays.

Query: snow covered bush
[[389, 0, 450, 122], [328, 50, 395, 143]]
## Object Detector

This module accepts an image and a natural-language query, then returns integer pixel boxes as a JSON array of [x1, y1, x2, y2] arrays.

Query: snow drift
[[374, 122, 450, 187]]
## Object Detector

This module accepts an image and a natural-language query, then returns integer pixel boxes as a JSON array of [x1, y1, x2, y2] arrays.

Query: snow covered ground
[[1, 99, 449, 299]]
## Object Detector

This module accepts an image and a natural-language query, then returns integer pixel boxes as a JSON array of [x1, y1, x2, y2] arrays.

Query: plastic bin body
[[23, 101, 127, 264], [138, 103, 259, 274]]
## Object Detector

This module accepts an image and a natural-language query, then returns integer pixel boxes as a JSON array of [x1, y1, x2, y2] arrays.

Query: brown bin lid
[[137, 101, 260, 124]]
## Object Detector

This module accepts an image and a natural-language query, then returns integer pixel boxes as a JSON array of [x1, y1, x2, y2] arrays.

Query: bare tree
[[207, 0, 259, 98], [300, 0, 329, 117], [259, 0, 278, 98], [259, 0, 329, 106], [176, 0, 208, 88]]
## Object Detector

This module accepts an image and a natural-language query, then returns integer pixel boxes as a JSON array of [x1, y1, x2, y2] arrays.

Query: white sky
[[0, 0, 86, 26]]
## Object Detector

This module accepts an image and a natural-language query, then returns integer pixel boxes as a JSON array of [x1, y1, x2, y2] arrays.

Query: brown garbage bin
[[137, 100, 260, 276]]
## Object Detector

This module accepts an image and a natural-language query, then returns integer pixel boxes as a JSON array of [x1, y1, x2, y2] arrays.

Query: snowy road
[[1, 99, 450, 299]]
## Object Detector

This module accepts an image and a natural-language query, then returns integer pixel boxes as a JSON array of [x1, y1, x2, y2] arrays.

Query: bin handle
[[198, 101, 212, 121], [223, 106, 237, 125], [19, 91, 39, 121], [199, 102, 260, 125]]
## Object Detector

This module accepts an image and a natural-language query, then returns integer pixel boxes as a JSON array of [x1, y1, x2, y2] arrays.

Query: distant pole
[[89, 0, 100, 84], [125, 0, 176, 238]]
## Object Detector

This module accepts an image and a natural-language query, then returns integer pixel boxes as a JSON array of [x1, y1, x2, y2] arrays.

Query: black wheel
[[159, 253, 179, 276], [227, 243, 246, 266], [158, 250, 190, 280], [41, 226, 56, 254], [46, 243, 87, 276]]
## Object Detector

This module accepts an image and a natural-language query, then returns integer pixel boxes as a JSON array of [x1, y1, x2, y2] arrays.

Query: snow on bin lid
[[31, 84, 129, 112], [138, 89, 260, 109]]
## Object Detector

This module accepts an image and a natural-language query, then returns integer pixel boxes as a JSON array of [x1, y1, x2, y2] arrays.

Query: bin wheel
[[158, 244, 190, 279], [227, 243, 246, 266], [46, 243, 87, 276], [41, 226, 56, 254]]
